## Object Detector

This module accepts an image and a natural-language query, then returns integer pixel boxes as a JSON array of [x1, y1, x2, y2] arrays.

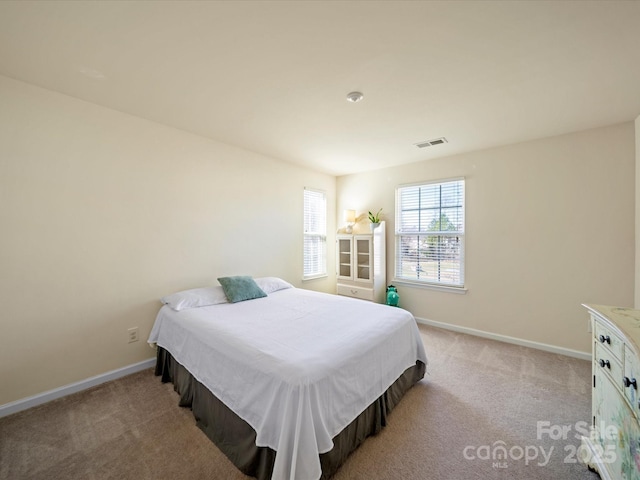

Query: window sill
[[392, 279, 467, 294], [302, 274, 328, 282]]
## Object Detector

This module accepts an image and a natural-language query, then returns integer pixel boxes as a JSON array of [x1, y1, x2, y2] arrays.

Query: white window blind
[[395, 179, 465, 287], [303, 188, 327, 279]]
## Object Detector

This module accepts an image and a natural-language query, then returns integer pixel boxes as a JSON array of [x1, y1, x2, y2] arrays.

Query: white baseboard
[[415, 317, 591, 361], [0, 357, 156, 418]]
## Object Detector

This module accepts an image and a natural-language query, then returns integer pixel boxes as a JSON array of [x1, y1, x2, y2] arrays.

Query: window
[[395, 178, 464, 288], [303, 188, 327, 279]]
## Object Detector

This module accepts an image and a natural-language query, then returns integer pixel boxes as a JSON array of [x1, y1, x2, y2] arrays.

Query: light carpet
[[0, 324, 600, 479]]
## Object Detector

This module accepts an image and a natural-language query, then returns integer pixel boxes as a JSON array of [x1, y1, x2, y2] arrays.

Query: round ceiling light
[[346, 91, 364, 103]]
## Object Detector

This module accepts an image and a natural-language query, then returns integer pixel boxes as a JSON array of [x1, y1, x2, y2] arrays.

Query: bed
[[148, 277, 427, 480]]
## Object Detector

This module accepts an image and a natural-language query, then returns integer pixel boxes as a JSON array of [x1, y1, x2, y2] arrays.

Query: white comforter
[[148, 287, 427, 480]]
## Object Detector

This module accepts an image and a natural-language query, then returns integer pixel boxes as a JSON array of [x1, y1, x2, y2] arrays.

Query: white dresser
[[582, 304, 640, 480], [336, 221, 386, 303]]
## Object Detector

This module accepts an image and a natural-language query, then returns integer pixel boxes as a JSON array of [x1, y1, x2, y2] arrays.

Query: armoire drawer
[[337, 284, 374, 301]]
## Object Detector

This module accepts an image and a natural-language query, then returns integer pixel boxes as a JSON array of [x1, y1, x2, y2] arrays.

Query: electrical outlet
[[128, 327, 139, 343]]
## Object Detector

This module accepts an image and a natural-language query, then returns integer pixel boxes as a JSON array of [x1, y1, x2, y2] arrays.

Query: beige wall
[[636, 115, 640, 308], [337, 123, 635, 354], [1, 69, 636, 406], [0, 75, 336, 405]]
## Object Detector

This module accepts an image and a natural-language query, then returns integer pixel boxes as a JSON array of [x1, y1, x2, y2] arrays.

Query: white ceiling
[[1, 1, 639, 176]]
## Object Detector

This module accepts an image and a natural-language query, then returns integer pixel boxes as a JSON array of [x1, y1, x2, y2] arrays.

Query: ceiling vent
[[414, 137, 448, 148]]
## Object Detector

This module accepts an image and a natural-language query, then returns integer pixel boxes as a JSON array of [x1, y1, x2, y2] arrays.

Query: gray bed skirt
[[155, 347, 425, 480]]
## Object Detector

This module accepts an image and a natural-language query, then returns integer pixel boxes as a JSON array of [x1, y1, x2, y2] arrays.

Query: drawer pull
[[599, 359, 611, 369], [350, 289, 358, 294], [624, 376, 638, 390], [599, 334, 611, 344]]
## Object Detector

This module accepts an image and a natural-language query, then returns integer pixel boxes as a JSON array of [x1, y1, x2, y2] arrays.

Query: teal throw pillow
[[217, 276, 267, 303]]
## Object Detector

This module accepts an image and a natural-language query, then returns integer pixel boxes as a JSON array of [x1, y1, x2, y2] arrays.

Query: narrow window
[[395, 179, 465, 287], [303, 188, 327, 279]]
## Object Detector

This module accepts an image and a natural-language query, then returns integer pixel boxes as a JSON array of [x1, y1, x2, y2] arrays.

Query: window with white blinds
[[395, 179, 465, 287], [303, 188, 327, 279]]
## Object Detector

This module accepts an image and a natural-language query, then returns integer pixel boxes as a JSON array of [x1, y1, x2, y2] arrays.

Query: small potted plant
[[368, 208, 383, 231]]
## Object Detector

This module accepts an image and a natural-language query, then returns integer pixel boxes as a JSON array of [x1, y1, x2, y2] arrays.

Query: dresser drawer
[[593, 316, 624, 361], [624, 344, 640, 416], [337, 284, 374, 301], [595, 341, 623, 392]]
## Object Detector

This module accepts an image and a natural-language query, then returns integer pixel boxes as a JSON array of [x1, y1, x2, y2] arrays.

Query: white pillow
[[254, 277, 294, 294], [161, 286, 229, 311]]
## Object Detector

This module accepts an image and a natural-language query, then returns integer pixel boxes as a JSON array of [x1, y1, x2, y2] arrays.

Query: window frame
[[302, 187, 327, 280], [394, 178, 465, 290]]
